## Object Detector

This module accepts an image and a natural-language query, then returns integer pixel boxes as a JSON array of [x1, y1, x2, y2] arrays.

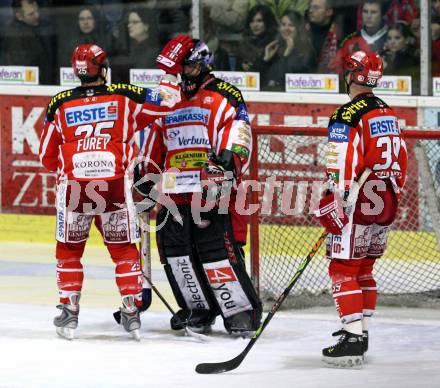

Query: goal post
[[249, 125, 440, 308]]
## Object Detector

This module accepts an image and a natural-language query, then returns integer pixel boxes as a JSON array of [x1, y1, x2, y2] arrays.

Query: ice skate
[[224, 311, 258, 338], [322, 331, 364, 369], [120, 295, 141, 341], [54, 293, 80, 340], [170, 309, 216, 334], [331, 328, 369, 360]]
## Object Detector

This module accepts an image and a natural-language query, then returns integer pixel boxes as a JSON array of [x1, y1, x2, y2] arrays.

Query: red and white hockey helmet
[[343, 51, 383, 88], [71, 44, 109, 82]]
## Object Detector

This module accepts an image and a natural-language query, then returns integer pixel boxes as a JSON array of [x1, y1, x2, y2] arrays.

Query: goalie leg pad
[[156, 206, 219, 319], [193, 210, 262, 330], [329, 259, 363, 324]]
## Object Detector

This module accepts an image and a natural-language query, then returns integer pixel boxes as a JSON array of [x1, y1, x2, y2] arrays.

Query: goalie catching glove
[[315, 191, 349, 235]]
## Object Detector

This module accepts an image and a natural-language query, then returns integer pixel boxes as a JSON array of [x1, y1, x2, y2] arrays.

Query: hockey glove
[[314, 191, 349, 235], [200, 158, 234, 207], [138, 287, 152, 312], [156, 35, 195, 75], [157, 74, 181, 108]]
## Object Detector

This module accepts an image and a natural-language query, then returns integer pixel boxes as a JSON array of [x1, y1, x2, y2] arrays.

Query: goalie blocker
[[157, 205, 262, 335]]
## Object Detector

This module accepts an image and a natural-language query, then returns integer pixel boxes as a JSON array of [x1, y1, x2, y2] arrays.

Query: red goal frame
[[248, 125, 440, 294]]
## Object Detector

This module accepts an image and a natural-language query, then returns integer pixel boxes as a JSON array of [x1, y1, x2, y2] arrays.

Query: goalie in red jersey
[[315, 51, 408, 368], [39, 43, 181, 340]]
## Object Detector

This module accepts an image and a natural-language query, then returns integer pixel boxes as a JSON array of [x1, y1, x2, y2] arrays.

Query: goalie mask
[[71, 44, 109, 83], [181, 39, 214, 96], [343, 51, 383, 95]]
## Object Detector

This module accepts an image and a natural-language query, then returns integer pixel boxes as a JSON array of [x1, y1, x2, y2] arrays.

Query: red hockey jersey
[[326, 92, 408, 192], [39, 83, 173, 181], [141, 76, 252, 195]]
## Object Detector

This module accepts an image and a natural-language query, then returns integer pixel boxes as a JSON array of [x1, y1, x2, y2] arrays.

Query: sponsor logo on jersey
[[327, 169, 340, 183], [107, 83, 143, 95], [231, 143, 249, 158], [177, 136, 210, 147], [166, 125, 211, 151], [236, 103, 250, 123], [145, 88, 161, 105], [165, 128, 180, 140], [170, 151, 207, 169], [328, 123, 349, 142], [165, 107, 211, 125], [368, 115, 399, 137], [65, 102, 118, 126], [216, 81, 243, 102], [341, 99, 367, 121], [48, 90, 74, 112]]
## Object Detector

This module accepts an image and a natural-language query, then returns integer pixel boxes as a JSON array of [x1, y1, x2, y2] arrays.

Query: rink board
[[1, 214, 439, 261]]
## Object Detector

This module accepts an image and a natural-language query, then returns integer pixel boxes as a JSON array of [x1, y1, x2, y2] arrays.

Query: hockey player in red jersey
[[39, 44, 181, 340], [135, 36, 262, 336], [315, 51, 408, 367]]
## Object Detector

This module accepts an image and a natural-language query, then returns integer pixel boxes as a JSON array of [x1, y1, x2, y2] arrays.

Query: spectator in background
[[203, 0, 248, 35], [1, 0, 55, 84], [202, 0, 249, 70], [386, 0, 418, 25], [143, 0, 189, 45], [261, 10, 316, 90], [432, 7, 440, 76], [381, 22, 418, 75], [434, 0, 440, 17], [236, 5, 278, 73], [201, 5, 232, 70], [249, 0, 309, 18], [410, 16, 420, 46], [306, 0, 342, 73], [330, 1, 388, 73], [126, 6, 160, 69], [58, 6, 105, 67]]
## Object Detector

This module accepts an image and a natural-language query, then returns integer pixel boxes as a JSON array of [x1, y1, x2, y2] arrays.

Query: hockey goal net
[[249, 126, 440, 308]]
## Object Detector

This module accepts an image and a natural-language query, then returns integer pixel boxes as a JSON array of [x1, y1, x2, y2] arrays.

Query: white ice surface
[[1, 304, 440, 388]]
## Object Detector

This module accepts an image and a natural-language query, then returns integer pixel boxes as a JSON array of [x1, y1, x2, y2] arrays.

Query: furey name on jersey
[[65, 102, 118, 126]]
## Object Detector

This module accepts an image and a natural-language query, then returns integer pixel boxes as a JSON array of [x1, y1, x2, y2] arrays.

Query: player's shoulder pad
[[106, 83, 147, 103], [46, 88, 77, 121], [330, 97, 371, 127], [207, 78, 245, 107]]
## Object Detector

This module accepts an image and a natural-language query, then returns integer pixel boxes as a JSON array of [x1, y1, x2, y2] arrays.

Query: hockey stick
[[195, 168, 372, 374], [195, 230, 327, 374]]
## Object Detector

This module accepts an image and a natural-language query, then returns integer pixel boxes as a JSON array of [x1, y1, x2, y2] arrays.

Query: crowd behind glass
[[0, 0, 438, 94]]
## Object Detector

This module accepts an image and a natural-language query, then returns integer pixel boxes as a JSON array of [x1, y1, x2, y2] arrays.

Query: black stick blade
[[195, 353, 245, 374]]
